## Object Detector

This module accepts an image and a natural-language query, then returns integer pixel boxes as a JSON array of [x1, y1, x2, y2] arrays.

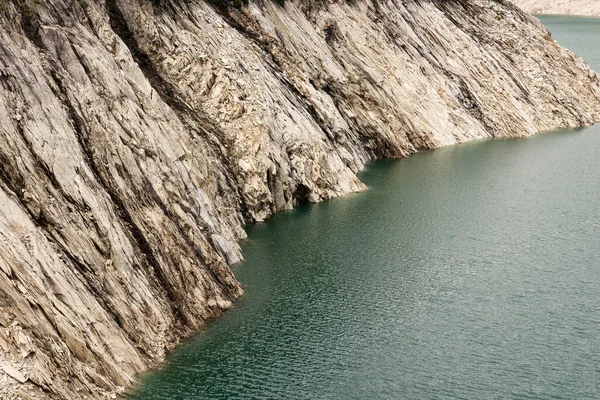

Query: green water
[[127, 16, 600, 399]]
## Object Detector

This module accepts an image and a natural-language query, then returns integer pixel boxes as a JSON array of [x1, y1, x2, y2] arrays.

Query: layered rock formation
[[1, 0, 599, 398], [512, 0, 600, 16]]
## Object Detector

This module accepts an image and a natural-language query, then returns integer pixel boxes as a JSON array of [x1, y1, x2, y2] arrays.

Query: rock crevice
[[0, 0, 599, 399]]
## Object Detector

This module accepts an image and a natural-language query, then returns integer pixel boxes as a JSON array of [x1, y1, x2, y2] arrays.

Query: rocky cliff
[[511, 0, 600, 16], [1, 0, 599, 399]]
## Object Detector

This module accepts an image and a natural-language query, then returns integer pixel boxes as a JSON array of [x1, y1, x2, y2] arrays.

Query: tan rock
[[0, 0, 598, 399], [1, 365, 27, 384], [511, 0, 600, 16]]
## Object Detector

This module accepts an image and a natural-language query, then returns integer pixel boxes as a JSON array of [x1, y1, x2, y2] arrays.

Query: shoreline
[[115, 6, 600, 399], [511, 0, 600, 17], [3, 1, 600, 399], [122, 122, 600, 399], [123, 125, 593, 399]]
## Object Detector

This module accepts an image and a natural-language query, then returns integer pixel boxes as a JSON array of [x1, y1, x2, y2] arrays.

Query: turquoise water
[[127, 16, 600, 399], [537, 15, 600, 69]]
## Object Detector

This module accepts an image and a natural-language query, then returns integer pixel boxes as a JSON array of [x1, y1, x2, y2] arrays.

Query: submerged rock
[[0, 0, 599, 398]]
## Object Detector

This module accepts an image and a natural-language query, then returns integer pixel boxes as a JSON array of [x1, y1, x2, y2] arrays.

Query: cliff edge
[[1, 0, 600, 399]]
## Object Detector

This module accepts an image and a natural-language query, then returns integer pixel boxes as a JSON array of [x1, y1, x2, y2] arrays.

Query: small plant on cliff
[[210, 0, 249, 10]]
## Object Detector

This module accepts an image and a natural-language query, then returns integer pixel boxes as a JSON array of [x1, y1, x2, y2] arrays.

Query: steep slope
[[0, 0, 599, 399], [511, 0, 600, 16]]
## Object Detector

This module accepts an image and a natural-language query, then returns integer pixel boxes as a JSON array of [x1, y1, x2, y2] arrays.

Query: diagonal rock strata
[[0, 0, 599, 399]]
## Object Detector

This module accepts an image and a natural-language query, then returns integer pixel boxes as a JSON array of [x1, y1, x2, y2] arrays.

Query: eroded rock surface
[[0, 0, 599, 399], [512, 0, 600, 16]]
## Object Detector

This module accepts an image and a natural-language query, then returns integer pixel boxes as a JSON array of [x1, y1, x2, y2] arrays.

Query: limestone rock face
[[511, 0, 600, 16], [0, 0, 599, 399]]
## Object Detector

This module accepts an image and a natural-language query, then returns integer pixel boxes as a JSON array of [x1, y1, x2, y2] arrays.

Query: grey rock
[[0, 0, 598, 399]]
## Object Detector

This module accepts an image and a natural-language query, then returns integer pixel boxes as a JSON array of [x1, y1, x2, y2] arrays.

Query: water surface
[[127, 16, 600, 400]]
